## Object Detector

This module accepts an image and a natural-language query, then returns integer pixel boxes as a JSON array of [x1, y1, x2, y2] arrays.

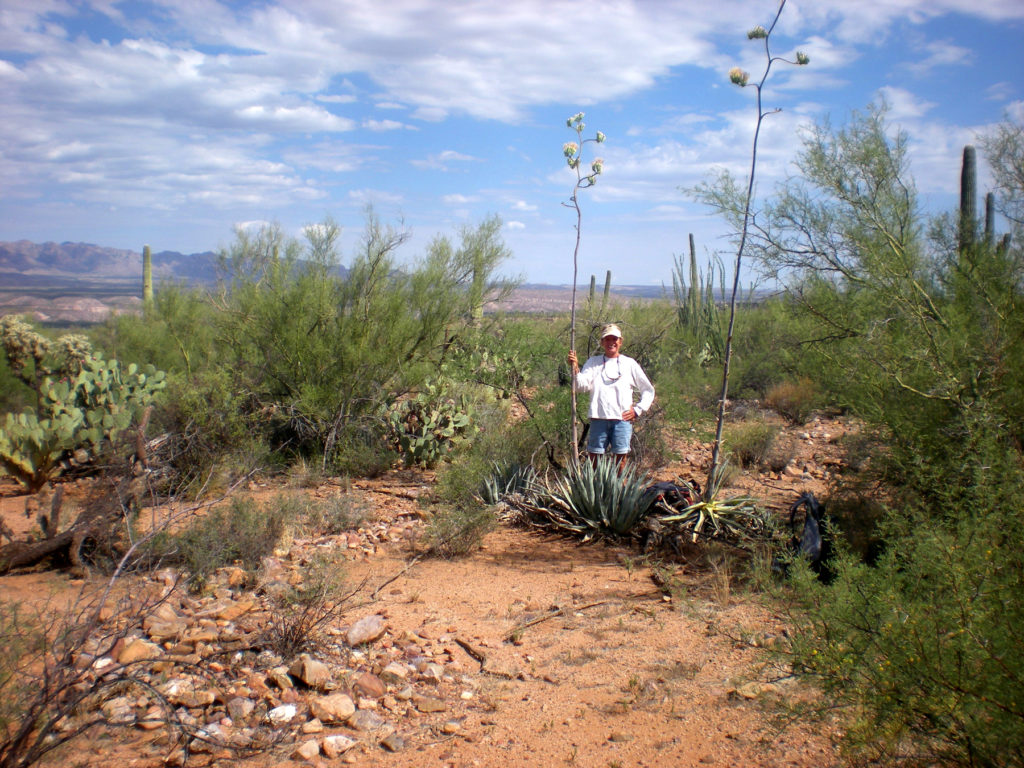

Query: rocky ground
[[0, 416, 854, 768]]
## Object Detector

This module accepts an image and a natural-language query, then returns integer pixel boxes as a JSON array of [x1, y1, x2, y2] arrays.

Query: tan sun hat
[[600, 323, 623, 339]]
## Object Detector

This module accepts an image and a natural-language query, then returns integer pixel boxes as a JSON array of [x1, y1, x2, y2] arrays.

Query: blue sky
[[1, 0, 1022, 286]]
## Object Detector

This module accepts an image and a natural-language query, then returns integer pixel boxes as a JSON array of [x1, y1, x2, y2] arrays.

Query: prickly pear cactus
[[0, 317, 166, 491], [385, 380, 475, 468]]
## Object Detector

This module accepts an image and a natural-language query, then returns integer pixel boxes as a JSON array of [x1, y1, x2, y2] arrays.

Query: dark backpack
[[777, 492, 834, 582]]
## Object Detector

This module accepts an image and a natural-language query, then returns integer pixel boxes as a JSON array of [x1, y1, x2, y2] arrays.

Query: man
[[567, 324, 655, 464]]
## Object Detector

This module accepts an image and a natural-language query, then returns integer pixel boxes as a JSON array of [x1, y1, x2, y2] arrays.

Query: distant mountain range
[[0, 240, 220, 288], [0, 239, 681, 323]]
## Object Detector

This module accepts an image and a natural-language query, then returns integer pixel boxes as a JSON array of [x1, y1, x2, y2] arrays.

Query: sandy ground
[[0, 416, 851, 768]]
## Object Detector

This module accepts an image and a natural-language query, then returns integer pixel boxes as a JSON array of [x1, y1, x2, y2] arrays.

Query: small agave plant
[[479, 462, 537, 505], [658, 461, 771, 543], [545, 458, 653, 537]]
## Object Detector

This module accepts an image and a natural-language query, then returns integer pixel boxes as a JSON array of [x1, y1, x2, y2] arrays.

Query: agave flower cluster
[[729, 22, 808, 88], [564, 111, 606, 187]]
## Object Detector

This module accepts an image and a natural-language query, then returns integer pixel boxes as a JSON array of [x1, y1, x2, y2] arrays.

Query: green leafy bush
[[788, 463, 1024, 766]]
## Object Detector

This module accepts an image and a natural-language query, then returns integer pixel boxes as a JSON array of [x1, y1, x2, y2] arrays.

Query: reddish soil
[[0, 414, 853, 768]]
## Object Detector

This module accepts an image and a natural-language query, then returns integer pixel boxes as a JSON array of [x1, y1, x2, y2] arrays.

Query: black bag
[[643, 480, 699, 510], [777, 492, 834, 582]]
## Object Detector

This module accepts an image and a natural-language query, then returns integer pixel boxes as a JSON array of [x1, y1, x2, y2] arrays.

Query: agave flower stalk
[[562, 112, 606, 463]]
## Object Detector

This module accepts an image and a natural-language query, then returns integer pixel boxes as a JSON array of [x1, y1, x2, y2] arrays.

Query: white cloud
[[411, 150, 477, 171], [511, 200, 537, 212], [985, 82, 1017, 102], [362, 119, 409, 131], [877, 86, 937, 120], [443, 193, 477, 204], [906, 39, 973, 76], [348, 188, 403, 205], [506, 220, 526, 230]]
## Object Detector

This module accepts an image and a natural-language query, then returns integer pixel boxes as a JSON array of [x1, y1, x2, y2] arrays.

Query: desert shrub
[[90, 282, 218, 378], [154, 494, 291, 589], [788, 455, 1024, 766], [820, 487, 887, 565], [259, 552, 357, 657], [423, 504, 497, 558], [758, 110, 1024, 765], [214, 213, 515, 466], [299, 493, 369, 536], [326, 420, 394, 479], [764, 377, 818, 425], [725, 419, 779, 469], [159, 368, 268, 494]]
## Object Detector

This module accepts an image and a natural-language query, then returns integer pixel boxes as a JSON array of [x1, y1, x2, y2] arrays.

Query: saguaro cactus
[[142, 243, 154, 311], [959, 145, 977, 254]]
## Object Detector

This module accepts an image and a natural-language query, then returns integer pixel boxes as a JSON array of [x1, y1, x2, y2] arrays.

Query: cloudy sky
[[1, 0, 1022, 286]]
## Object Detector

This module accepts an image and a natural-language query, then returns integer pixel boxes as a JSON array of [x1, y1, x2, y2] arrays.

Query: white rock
[[266, 704, 297, 724]]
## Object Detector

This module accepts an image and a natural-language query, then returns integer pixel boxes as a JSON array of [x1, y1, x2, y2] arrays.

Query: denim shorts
[[587, 418, 633, 455]]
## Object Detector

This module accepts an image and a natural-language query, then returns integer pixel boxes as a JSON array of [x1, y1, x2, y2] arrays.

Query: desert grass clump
[[423, 505, 497, 559], [764, 377, 818, 425], [725, 419, 779, 469], [154, 494, 291, 589], [300, 493, 370, 537]]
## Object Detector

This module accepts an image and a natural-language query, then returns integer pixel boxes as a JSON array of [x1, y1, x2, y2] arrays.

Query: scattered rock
[[226, 697, 255, 722], [309, 693, 355, 723], [353, 671, 387, 699], [291, 739, 320, 761], [117, 638, 163, 665], [348, 708, 387, 732], [380, 661, 410, 684], [322, 734, 358, 758], [411, 694, 446, 713], [266, 704, 298, 724], [380, 733, 405, 752], [289, 654, 334, 690], [347, 614, 387, 646]]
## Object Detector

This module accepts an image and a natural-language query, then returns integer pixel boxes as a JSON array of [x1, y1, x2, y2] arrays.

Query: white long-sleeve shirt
[[574, 353, 655, 420]]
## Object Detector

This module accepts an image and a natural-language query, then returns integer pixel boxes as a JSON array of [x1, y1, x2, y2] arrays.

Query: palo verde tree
[[212, 211, 514, 468], [742, 103, 1024, 765]]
